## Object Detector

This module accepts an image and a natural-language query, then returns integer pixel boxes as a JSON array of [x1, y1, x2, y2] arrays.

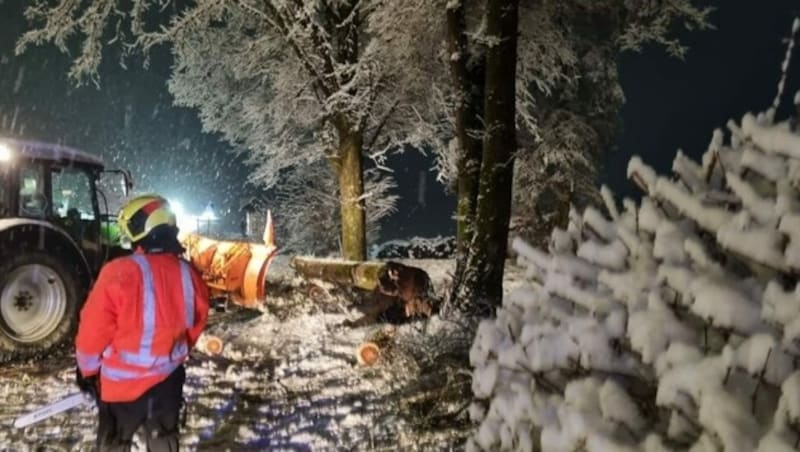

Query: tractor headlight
[[0, 143, 12, 162]]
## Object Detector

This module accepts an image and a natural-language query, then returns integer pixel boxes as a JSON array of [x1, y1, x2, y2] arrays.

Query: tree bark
[[457, 0, 519, 310], [292, 256, 385, 290], [336, 121, 367, 261], [446, 2, 485, 260], [446, 1, 486, 304]]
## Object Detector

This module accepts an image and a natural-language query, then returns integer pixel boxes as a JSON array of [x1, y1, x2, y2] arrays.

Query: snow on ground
[[0, 256, 515, 451]]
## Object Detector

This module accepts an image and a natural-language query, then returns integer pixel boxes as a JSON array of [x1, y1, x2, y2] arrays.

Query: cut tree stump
[[356, 325, 397, 366], [197, 334, 224, 356]]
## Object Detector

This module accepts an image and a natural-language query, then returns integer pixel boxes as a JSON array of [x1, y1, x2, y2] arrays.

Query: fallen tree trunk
[[291, 256, 386, 290], [292, 257, 439, 327]]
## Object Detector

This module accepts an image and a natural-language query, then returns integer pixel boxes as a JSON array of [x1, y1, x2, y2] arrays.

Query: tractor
[[0, 138, 135, 361]]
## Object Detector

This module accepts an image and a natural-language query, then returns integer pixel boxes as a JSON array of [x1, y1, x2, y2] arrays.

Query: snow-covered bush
[[467, 97, 800, 451], [370, 236, 456, 259]]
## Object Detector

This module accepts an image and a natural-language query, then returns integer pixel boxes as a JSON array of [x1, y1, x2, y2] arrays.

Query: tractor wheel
[[0, 252, 82, 361]]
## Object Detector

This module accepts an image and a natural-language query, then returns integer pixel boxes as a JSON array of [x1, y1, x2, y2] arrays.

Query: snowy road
[[0, 262, 474, 451]]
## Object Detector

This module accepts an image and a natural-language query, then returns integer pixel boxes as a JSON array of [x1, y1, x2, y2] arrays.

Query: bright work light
[[0, 143, 12, 162], [168, 198, 198, 233]]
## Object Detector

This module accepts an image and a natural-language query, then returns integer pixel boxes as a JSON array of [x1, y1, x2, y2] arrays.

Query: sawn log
[[290, 257, 386, 291]]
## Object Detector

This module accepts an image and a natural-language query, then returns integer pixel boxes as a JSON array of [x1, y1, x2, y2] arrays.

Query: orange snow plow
[[180, 211, 278, 308]]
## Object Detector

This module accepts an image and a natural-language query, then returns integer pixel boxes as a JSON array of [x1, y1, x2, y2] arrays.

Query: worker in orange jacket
[[75, 194, 209, 451]]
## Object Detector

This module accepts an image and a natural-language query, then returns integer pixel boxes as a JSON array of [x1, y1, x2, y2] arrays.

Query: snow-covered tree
[[396, 0, 711, 239], [16, 0, 426, 261], [370, 0, 713, 308], [510, 0, 713, 247], [467, 20, 800, 451]]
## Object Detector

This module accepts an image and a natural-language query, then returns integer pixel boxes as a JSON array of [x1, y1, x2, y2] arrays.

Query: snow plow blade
[[181, 211, 278, 308]]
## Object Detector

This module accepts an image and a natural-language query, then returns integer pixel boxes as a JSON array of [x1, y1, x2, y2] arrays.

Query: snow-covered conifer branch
[[469, 99, 800, 450]]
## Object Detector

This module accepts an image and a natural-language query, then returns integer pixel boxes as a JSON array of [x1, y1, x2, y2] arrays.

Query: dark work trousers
[[96, 365, 186, 452]]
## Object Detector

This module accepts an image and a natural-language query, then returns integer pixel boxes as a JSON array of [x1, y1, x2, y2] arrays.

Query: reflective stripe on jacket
[[75, 252, 209, 403]]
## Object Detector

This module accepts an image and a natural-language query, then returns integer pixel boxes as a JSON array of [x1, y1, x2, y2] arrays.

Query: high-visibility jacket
[[75, 251, 209, 402]]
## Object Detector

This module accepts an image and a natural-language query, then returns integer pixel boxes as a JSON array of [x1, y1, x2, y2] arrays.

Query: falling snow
[[0, 257, 481, 450]]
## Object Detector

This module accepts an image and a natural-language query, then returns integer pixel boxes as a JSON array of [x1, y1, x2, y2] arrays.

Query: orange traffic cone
[[263, 210, 274, 246]]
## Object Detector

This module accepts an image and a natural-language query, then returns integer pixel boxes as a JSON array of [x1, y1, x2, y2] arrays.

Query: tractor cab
[[0, 139, 131, 360], [0, 139, 130, 272]]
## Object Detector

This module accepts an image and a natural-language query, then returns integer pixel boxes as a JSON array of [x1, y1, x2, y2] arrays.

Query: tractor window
[[51, 167, 95, 221], [18, 164, 47, 218], [97, 171, 128, 217]]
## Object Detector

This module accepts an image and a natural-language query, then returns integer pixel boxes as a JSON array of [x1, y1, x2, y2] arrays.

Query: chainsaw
[[13, 392, 92, 428]]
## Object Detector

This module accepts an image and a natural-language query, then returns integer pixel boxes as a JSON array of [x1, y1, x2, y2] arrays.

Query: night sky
[[605, 0, 800, 200], [0, 1, 255, 229], [0, 1, 798, 241]]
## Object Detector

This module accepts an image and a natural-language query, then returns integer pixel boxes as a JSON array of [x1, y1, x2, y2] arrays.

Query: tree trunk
[[336, 122, 367, 261], [457, 0, 519, 310], [291, 256, 385, 290], [446, 2, 485, 259], [446, 1, 486, 303]]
